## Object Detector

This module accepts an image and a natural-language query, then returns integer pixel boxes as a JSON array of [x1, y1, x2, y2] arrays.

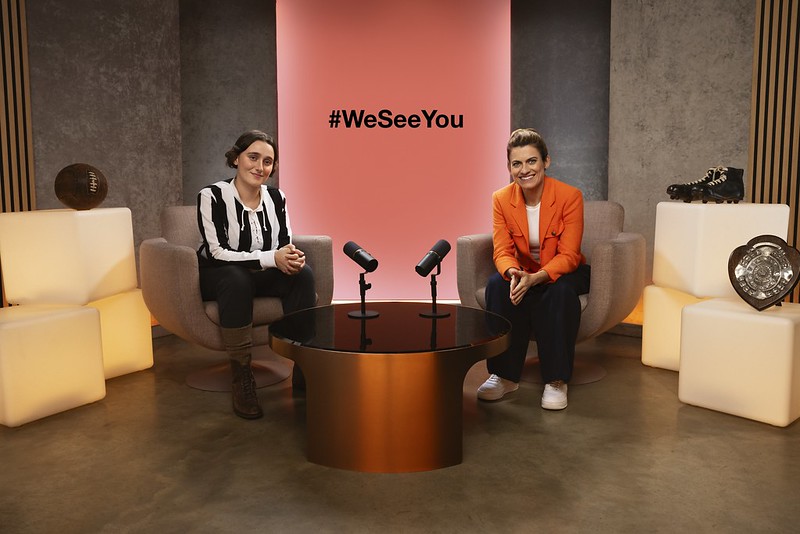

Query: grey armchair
[[140, 205, 334, 390], [456, 200, 645, 382]]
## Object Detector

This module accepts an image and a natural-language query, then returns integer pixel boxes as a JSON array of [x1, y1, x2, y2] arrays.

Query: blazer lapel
[[509, 183, 530, 246], [539, 177, 556, 245]]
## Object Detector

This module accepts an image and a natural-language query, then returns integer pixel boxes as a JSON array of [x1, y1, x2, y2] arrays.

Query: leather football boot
[[666, 167, 718, 202], [698, 166, 745, 203], [230, 359, 263, 419], [221, 324, 263, 419]]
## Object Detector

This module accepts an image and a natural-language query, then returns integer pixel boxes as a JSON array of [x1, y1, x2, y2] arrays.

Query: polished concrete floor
[[2, 332, 800, 533]]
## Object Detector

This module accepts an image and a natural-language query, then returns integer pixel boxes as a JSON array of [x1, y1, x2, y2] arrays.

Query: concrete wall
[[512, 0, 611, 201], [26, 0, 278, 255], [179, 0, 278, 203], [26, 0, 183, 250], [609, 0, 755, 279], [25, 0, 757, 286]]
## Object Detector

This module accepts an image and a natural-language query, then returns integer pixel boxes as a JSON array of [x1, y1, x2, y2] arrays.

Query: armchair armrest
[[139, 238, 221, 345], [457, 234, 496, 309], [578, 232, 646, 341], [294, 235, 334, 306]]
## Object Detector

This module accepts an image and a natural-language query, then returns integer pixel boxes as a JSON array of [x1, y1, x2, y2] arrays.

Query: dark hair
[[225, 130, 279, 176], [506, 128, 548, 161]]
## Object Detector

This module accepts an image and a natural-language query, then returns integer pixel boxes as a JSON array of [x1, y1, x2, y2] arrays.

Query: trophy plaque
[[728, 235, 800, 311]]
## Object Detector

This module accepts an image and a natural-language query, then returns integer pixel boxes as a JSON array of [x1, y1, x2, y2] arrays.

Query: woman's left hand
[[275, 244, 306, 275]]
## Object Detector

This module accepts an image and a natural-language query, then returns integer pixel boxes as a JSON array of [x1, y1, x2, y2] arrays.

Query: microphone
[[343, 241, 378, 273], [415, 239, 451, 277]]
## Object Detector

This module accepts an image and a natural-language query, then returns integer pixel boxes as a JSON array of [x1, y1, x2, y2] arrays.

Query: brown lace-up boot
[[220, 324, 263, 419]]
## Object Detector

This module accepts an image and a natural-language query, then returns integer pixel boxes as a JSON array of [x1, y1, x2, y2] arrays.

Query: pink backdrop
[[276, 0, 510, 300]]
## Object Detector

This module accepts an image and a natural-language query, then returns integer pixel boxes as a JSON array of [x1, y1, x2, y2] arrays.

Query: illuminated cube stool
[[653, 202, 789, 298], [0, 208, 138, 305], [641, 285, 708, 371], [0, 305, 106, 427], [679, 298, 800, 427], [87, 289, 153, 379]]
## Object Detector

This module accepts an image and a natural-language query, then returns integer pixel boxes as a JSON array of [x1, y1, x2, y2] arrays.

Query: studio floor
[[2, 331, 799, 533]]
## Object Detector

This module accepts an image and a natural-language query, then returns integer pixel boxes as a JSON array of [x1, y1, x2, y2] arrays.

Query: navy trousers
[[199, 264, 316, 328], [484, 264, 590, 383]]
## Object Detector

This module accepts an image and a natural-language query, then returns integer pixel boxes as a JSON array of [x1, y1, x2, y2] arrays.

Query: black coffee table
[[268, 301, 510, 473]]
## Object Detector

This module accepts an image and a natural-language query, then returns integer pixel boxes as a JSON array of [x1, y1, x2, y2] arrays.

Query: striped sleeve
[[266, 187, 291, 248], [197, 185, 264, 268]]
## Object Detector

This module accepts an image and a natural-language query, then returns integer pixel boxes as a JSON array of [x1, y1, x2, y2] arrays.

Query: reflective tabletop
[[269, 301, 510, 355]]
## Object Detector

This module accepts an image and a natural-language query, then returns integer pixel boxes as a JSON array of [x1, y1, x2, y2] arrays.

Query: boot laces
[[233, 362, 258, 400], [685, 167, 717, 185], [706, 166, 729, 186], [241, 369, 257, 399]]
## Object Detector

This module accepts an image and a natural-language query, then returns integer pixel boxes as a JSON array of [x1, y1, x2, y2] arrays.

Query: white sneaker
[[477, 374, 519, 401], [541, 381, 568, 410]]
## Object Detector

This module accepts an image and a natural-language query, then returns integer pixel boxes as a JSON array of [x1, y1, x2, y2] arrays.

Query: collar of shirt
[[230, 178, 264, 212]]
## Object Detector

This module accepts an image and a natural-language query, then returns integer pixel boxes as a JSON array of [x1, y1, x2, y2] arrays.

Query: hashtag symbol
[[328, 109, 341, 128]]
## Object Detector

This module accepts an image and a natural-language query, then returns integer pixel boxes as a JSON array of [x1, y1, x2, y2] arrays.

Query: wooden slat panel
[[1, 0, 34, 214], [18, 0, 33, 209], [782, 0, 797, 235], [748, 0, 764, 202], [751, 0, 800, 302], [763, 0, 778, 203], [1, 0, 14, 213], [3, 0, 20, 212], [773, 0, 788, 204], [1, 0, 35, 306]]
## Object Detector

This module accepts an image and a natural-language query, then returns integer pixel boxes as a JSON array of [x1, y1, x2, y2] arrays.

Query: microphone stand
[[348, 271, 379, 319], [420, 262, 450, 318], [359, 317, 373, 351]]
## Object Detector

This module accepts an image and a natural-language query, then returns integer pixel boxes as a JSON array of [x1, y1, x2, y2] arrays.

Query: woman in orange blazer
[[478, 129, 590, 410]]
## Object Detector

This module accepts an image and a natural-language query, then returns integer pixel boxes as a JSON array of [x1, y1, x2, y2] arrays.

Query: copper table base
[[269, 303, 509, 473]]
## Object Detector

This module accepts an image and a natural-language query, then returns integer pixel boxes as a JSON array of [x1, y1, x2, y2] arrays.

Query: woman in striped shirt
[[197, 130, 315, 419]]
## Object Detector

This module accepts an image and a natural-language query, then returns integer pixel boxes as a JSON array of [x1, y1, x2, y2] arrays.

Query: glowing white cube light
[[652, 202, 789, 298], [88, 289, 153, 379], [0, 306, 106, 427], [642, 285, 708, 371], [0, 208, 138, 305], [679, 298, 800, 427]]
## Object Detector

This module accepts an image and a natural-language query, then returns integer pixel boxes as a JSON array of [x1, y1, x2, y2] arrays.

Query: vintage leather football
[[54, 163, 108, 210]]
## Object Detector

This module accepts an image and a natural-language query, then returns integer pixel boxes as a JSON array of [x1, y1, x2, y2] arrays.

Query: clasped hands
[[506, 267, 550, 306], [275, 244, 306, 275]]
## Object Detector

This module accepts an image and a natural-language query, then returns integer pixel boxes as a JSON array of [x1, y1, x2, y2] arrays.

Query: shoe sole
[[477, 384, 519, 401], [541, 400, 567, 410], [234, 409, 264, 419]]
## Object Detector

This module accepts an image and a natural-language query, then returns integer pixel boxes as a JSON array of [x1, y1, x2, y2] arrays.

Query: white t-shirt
[[526, 202, 541, 263]]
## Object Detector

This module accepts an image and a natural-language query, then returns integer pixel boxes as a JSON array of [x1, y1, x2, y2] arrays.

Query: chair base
[[186, 358, 291, 392], [520, 358, 606, 385]]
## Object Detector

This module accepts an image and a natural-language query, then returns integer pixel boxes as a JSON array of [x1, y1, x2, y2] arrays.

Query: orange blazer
[[492, 176, 586, 282]]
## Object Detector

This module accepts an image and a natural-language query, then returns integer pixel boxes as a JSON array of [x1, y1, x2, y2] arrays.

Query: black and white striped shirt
[[197, 178, 292, 270]]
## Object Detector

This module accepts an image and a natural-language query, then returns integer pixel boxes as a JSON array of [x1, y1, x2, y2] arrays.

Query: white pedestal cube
[[642, 285, 708, 371], [652, 202, 789, 298], [679, 298, 800, 427], [0, 208, 138, 305], [0, 306, 106, 427], [88, 289, 154, 379]]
